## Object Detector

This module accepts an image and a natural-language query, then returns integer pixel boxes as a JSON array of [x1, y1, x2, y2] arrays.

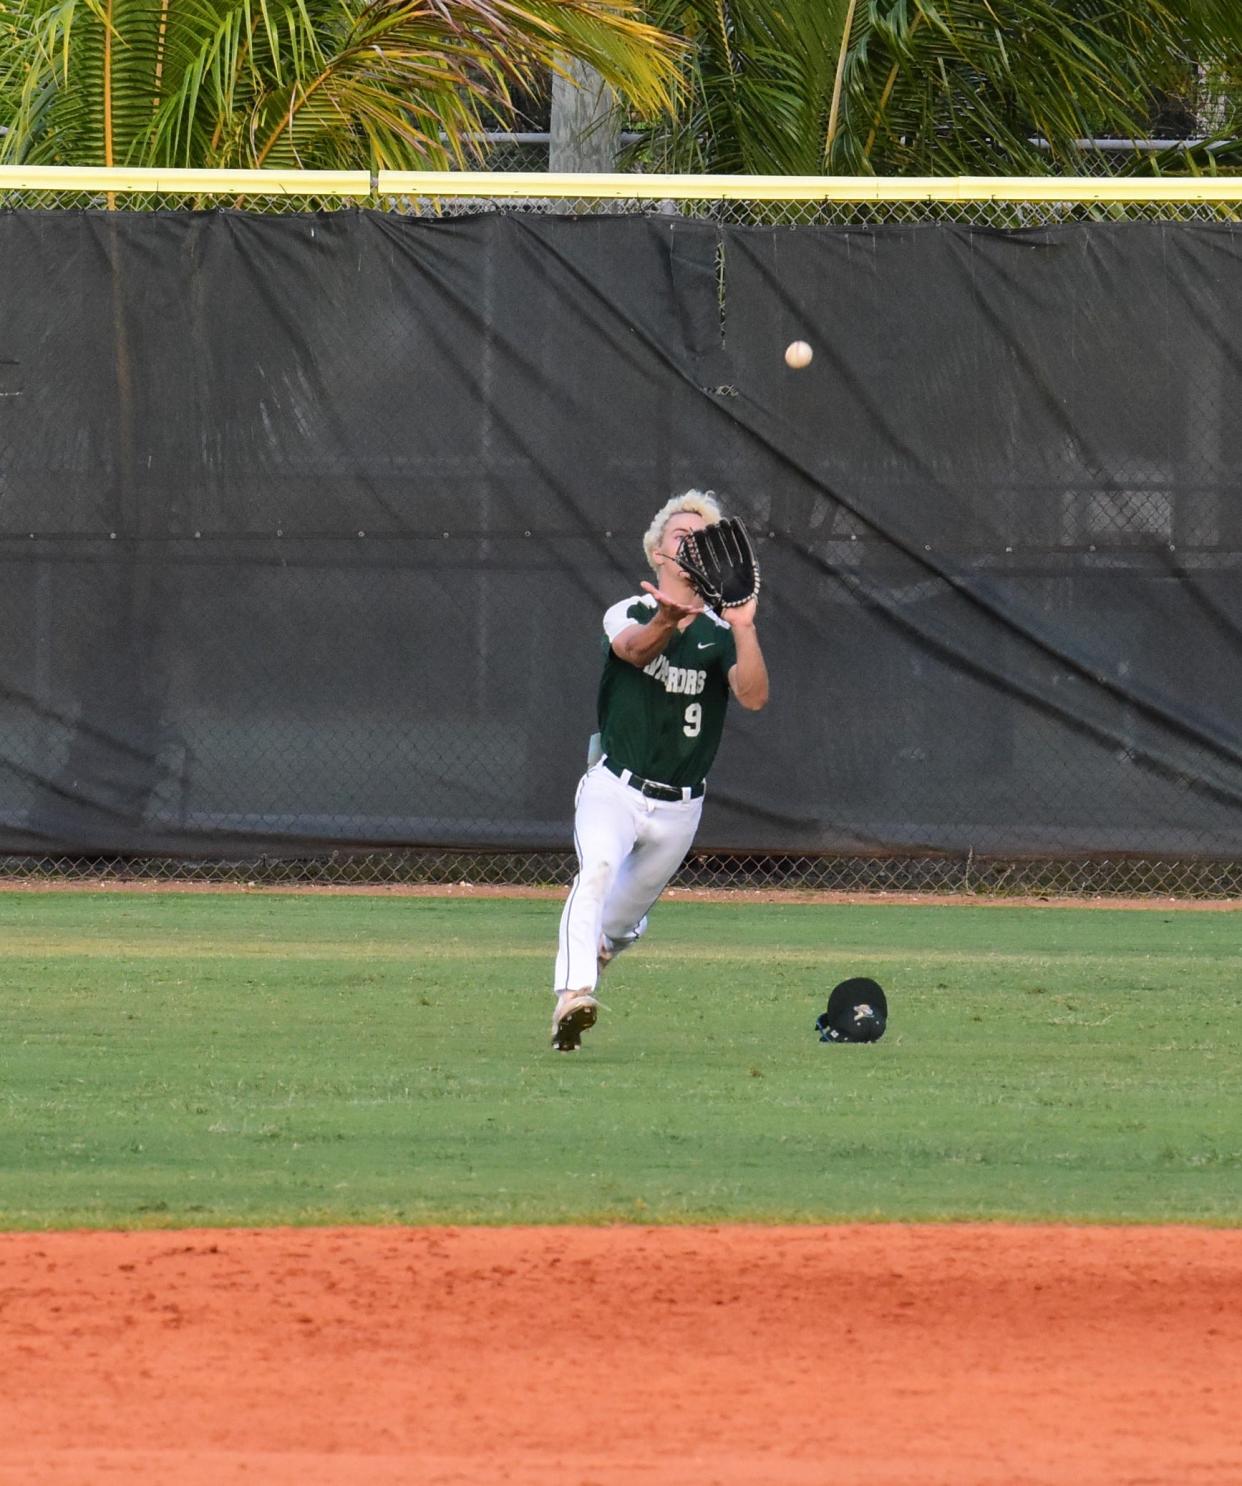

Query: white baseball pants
[[554, 762, 703, 993]]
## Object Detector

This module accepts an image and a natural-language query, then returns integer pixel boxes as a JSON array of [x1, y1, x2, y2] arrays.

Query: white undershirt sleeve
[[602, 595, 655, 643]]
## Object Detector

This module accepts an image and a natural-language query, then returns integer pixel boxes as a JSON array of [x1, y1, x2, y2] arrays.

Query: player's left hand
[[676, 517, 760, 614], [721, 597, 758, 628]]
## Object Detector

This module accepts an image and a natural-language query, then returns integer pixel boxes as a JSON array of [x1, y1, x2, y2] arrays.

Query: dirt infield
[[1, 1225, 1238, 1485], [4, 877, 1242, 910]]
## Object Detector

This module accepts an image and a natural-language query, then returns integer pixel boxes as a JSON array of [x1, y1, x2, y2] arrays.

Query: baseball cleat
[[551, 991, 599, 1052]]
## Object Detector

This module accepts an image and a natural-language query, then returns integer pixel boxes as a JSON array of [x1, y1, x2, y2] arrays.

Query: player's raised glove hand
[[675, 517, 760, 613], [720, 596, 758, 629]]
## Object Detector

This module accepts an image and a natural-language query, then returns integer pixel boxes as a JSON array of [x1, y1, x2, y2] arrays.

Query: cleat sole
[[551, 1001, 598, 1052]]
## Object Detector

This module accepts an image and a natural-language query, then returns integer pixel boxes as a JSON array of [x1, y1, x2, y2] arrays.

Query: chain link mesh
[[4, 170, 1242, 897], [5, 184, 1242, 226], [374, 189, 1242, 226], [0, 188, 366, 213], [3, 850, 1241, 897]]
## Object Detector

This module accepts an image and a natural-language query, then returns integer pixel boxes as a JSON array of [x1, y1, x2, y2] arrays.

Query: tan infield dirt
[[3, 877, 1242, 910], [0, 1223, 1239, 1486]]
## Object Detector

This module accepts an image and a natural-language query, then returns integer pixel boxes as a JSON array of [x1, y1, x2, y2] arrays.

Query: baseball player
[[551, 490, 770, 1051]]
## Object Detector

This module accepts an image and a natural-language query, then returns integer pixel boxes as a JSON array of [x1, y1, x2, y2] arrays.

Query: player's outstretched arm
[[726, 608, 769, 711], [611, 584, 704, 668]]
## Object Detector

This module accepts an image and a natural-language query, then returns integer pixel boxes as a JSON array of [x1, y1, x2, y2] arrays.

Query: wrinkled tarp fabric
[[1, 211, 1240, 857]]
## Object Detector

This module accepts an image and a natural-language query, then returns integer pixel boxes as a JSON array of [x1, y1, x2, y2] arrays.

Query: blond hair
[[642, 489, 724, 571]]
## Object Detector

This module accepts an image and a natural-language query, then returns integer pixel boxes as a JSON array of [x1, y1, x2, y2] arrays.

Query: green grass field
[[2, 890, 1240, 1230]]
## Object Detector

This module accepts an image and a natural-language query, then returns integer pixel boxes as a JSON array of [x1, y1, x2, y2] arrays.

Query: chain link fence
[[5, 850, 1242, 897], [4, 192, 1241, 226], [3, 174, 1242, 897]]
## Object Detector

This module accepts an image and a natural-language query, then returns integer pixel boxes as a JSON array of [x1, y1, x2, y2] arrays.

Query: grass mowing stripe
[[2, 891, 1239, 1229], [12, 940, 1242, 966]]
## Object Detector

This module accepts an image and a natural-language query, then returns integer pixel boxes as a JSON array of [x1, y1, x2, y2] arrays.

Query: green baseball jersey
[[597, 595, 738, 787]]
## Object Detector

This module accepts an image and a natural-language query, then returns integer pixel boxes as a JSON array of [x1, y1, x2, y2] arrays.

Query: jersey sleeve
[[602, 595, 655, 644]]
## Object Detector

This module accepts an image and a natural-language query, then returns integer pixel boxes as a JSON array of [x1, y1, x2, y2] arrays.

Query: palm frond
[[3, 0, 682, 166], [632, 0, 849, 173], [637, 0, 1242, 177]]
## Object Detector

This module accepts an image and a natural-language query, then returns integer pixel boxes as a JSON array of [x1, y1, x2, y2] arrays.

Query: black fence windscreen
[[2, 209, 1242, 863]]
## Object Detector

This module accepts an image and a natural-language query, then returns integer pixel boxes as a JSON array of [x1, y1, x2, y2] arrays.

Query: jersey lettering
[[643, 654, 706, 697]]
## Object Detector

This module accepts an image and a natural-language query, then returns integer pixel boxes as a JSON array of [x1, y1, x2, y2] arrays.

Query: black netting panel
[[3, 209, 1242, 892]]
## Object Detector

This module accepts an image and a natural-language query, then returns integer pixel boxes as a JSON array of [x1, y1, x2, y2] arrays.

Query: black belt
[[603, 756, 704, 802]]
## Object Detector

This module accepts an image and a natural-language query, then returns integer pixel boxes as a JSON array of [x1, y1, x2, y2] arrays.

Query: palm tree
[[0, 0, 21, 132], [0, 0, 681, 168], [633, 0, 1242, 176]]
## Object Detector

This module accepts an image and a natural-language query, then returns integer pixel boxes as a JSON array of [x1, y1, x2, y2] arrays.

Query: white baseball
[[784, 340, 813, 369]]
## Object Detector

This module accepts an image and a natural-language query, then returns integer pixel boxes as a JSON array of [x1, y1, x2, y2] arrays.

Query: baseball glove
[[676, 517, 760, 611]]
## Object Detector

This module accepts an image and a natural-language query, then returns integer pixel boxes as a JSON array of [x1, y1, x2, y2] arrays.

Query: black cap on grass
[[816, 977, 888, 1043]]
